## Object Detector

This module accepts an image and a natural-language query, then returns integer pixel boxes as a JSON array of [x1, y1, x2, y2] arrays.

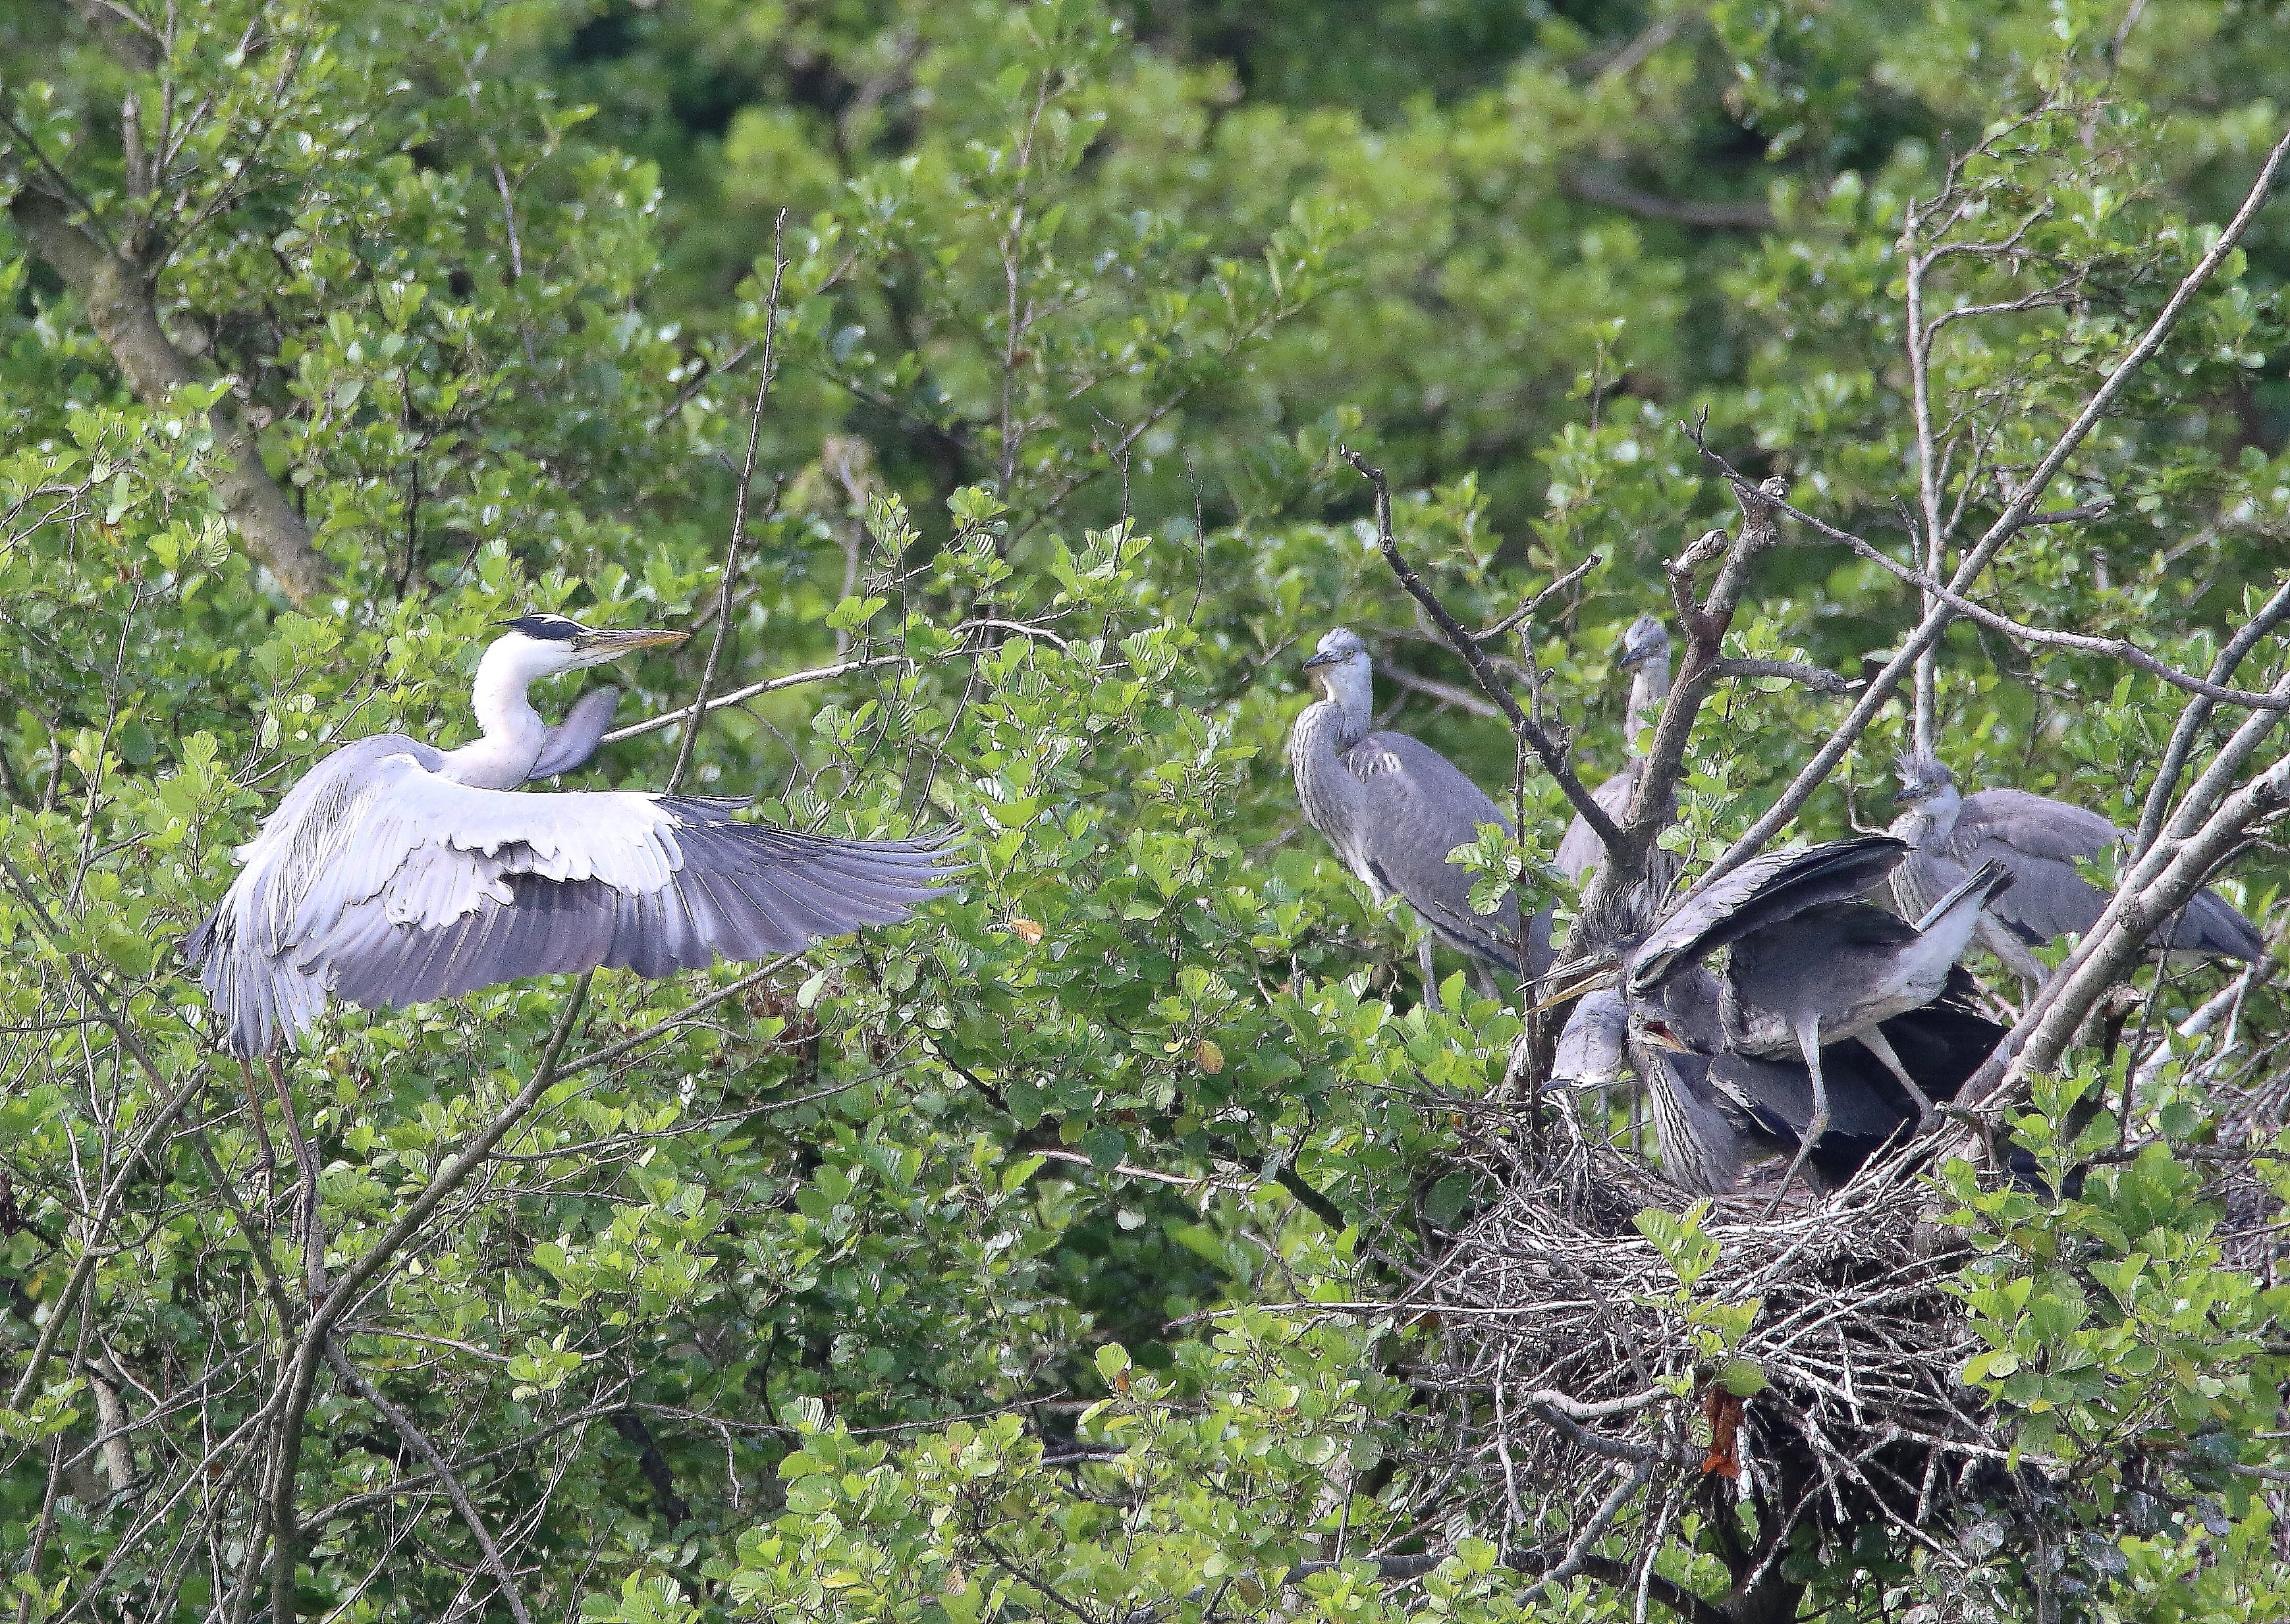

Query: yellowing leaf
[[1008, 917, 1044, 944], [1195, 1039, 1224, 1074]]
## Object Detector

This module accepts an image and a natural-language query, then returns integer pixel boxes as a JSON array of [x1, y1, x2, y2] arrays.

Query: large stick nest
[[1405, 1111, 2031, 1589]]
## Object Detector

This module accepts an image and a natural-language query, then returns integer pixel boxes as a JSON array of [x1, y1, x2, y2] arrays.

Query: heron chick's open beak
[[574, 627, 689, 658], [1531, 960, 1621, 1013], [1635, 1019, 1695, 1054]]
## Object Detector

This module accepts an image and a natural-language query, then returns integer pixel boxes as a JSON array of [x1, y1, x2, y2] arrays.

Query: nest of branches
[[1405, 1113, 2030, 1610]]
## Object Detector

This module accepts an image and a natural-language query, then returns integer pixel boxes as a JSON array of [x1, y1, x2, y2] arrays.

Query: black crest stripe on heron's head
[[501, 614, 586, 640]]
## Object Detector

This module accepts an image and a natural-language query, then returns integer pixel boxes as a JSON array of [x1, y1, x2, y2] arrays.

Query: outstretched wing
[[187, 736, 956, 1056], [1344, 730, 1523, 973], [1629, 836, 1908, 994]]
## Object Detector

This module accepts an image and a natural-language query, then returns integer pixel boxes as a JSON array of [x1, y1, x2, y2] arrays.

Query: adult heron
[[1554, 614, 1673, 884], [187, 612, 958, 1059], [1890, 749, 2265, 993], [1546, 836, 2011, 1204], [1290, 628, 1553, 1008]]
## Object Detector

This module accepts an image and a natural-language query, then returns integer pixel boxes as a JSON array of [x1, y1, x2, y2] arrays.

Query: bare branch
[[1338, 448, 1621, 846], [670, 216, 788, 792], [1712, 657, 1861, 695], [1566, 170, 1774, 232], [1379, 666, 1504, 720], [1473, 552, 1600, 643], [1746, 477, 2289, 709], [601, 656, 909, 746], [1702, 122, 2290, 886]]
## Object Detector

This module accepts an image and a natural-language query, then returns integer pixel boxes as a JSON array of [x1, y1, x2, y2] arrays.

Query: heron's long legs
[[1766, 1017, 1829, 1217], [235, 1059, 277, 1195], [1856, 1027, 1938, 1134], [267, 1055, 325, 1298], [1417, 938, 1443, 1012]]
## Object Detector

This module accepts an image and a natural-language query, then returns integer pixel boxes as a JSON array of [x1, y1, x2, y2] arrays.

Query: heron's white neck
[[439, 638, 557, 789], [1889, 782, 1963, 848]]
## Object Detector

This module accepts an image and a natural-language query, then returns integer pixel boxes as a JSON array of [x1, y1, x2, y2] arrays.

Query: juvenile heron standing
[[1290, 628, 1552, 1007], [1555, 614, 1674, 884], [1890, 749, 2265, 994]]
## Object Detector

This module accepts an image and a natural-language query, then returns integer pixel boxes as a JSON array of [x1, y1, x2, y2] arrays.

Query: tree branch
[[7, 192, 331, 605], [1339, 448, 1620, 846], [1699, 123, 2290, 887], [1566, 170, 1774, 232]]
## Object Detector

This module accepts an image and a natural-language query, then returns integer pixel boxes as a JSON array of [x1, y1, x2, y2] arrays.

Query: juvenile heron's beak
[[574, 627, 688, 657], [1636, 1020, 1694, 1054], [1890, 784, 1922, 805], [1301, 649, 1343, 670], [1616, 643, 1654, 670], [1531, 961, 1620, 1013]]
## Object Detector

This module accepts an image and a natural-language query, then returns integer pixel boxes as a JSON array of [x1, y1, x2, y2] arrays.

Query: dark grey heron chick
[[187, 612, 959, 1058], [1890, 749, 2264, 994], [1290, 628, 1554, 1007], [1552, 891, 2005, 1197], [1549, 835, 2011, 1204], [1554, 614, 1675, 884]]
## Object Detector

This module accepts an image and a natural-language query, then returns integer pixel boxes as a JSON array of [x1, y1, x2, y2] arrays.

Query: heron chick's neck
[[1290, 695, 1373, 859], [1624, 653, 1672, 747], [441, 639, 557, 788]]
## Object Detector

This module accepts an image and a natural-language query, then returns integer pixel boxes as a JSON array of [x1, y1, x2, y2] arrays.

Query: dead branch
[[1340, 448, 1621, 846], [1699, 123, 2290, 888]]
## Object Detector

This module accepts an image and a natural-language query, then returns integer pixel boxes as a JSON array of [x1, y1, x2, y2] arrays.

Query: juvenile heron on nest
[[1544, 836, 2009, 1204], [1290, 628, 1554, 1008], [188, 612, 958, 1058], [1554, 614, 1674, 884], [1890, 749, 2264, 994]]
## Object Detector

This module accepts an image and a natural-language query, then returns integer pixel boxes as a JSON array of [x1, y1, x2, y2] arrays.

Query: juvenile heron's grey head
[[1616, 613, 1670, 670], [1301, 626, 1375, 714], [1892, 749, 1959, 809], [491, 613, 689, 677]]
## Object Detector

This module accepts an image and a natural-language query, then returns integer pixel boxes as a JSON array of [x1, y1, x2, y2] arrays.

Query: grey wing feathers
[[2168, 886, 2265, 960], [1344, 731, 1523, 973], [1629, 836, 1908, 993], [185, 741, 958, 1056], [321, 805, 955, 1010], [1953, 789, 2262, 959], [527, 687, 623, 780]]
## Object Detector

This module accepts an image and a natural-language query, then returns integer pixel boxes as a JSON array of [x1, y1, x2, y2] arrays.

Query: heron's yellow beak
[[1531, 961, 1621, 1013], [573, 628, 689, 656]]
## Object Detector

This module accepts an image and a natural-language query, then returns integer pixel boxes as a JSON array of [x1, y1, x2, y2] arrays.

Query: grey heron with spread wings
[[188, 612, 958, 1059]]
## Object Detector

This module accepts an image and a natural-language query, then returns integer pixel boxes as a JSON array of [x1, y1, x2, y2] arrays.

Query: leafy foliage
[[0, 1, 2287, 1621]]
